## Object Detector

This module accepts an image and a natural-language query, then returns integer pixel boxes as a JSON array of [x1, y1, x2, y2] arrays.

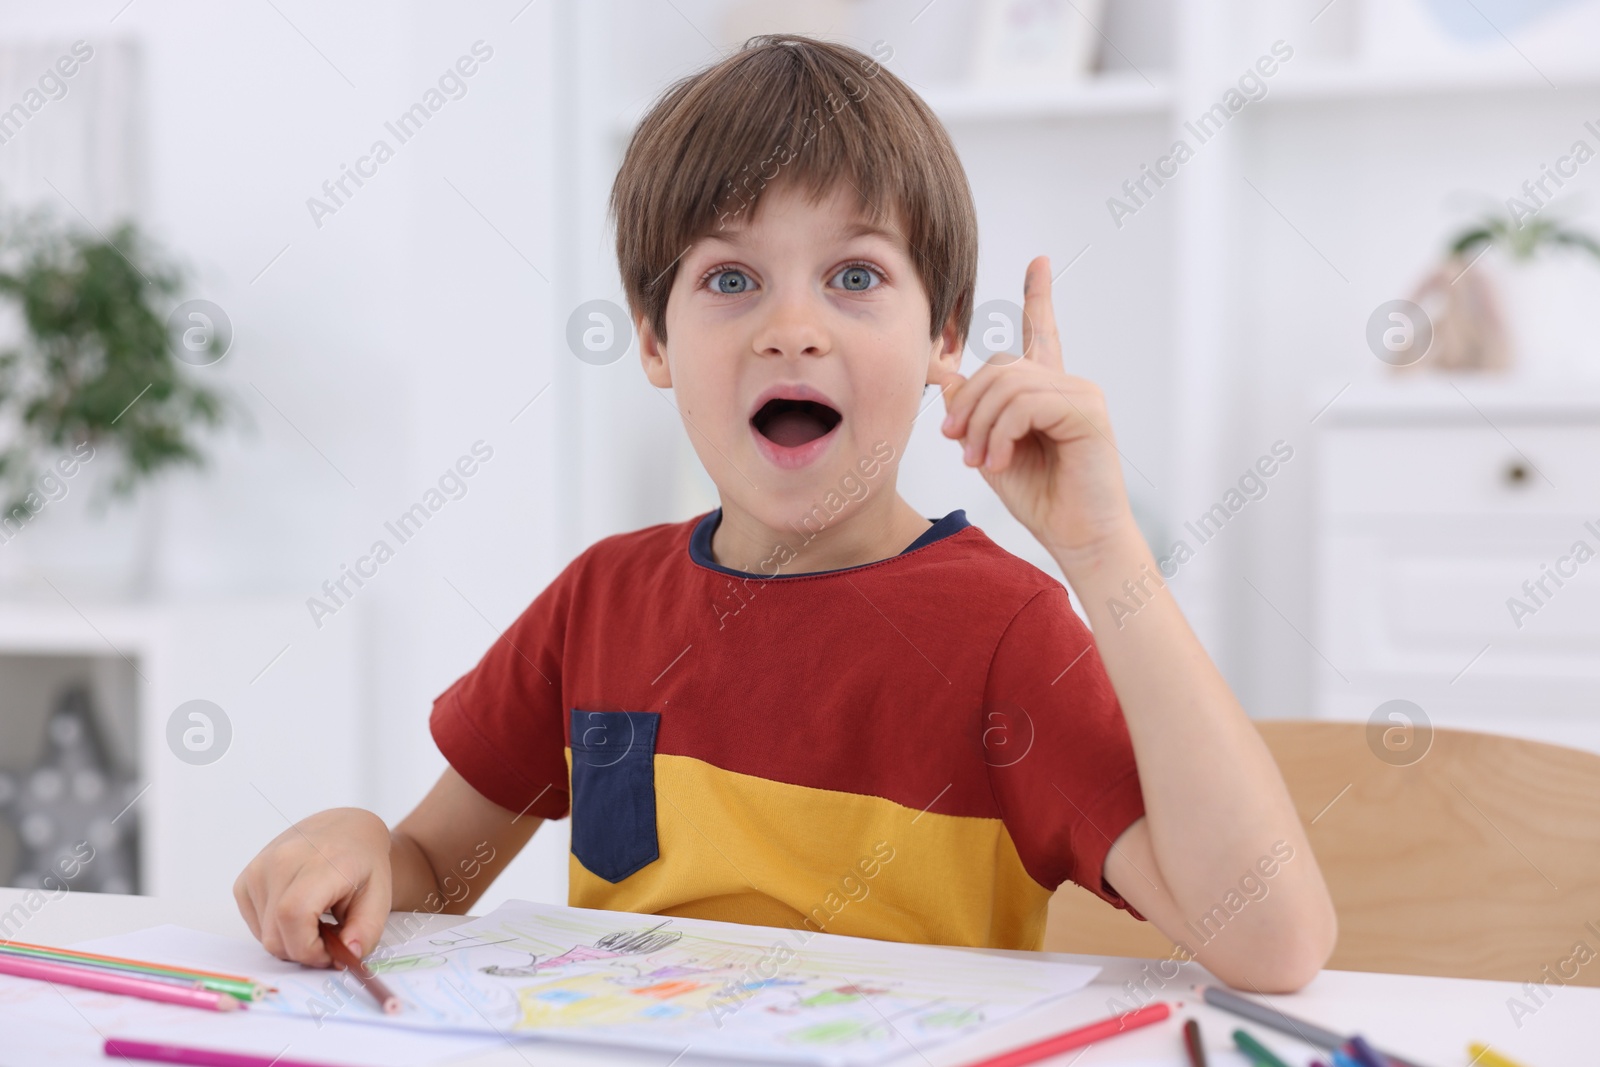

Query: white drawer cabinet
[[1312, 382, 1600, 754], [1320, 424, 1600, 519]]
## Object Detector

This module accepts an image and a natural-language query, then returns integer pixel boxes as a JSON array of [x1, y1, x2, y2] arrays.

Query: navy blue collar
[[689, 509, 970, 579]]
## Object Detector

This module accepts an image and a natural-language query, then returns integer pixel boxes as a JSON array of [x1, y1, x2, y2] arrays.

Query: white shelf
[[917, 75, 1172, 123], [0, 600, 164, 654], [1265, 60, 1600, 104], [608, 74, 1171, 139]]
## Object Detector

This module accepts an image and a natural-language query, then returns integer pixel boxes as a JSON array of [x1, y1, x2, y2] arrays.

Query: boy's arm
[[936, 257, 1336, 993], [392, 767, 543, 916], [1077, 527, 1335, 991]]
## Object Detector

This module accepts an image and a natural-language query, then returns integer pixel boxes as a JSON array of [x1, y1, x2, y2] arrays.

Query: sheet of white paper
[[253, 899, 1102, 1067], [0, 925, 503, 1067]]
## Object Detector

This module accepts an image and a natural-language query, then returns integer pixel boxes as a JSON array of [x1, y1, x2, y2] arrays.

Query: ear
[[926, 310, 963, 385], [638, 314, 672, 389]]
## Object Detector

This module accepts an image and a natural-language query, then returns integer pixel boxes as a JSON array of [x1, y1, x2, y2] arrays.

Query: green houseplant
[[0, 209, 231, 521], [1449, 211, 1600, 264]]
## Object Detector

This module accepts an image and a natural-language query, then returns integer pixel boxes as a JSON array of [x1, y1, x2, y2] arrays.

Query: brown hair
[[610, 35, 977, 345]]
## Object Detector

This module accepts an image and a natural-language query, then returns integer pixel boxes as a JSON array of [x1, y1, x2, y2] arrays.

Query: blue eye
[[834, 264, 880, 291], [710, 269, 752, 294]]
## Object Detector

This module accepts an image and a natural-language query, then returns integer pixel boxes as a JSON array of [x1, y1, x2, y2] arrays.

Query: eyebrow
[[701, 217, 904, 252], [840, 219, 902, 243]]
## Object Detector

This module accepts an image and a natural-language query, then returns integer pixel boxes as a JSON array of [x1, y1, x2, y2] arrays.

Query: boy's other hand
[[935, 256, 1139, 567], [233, 806, 393, 968]]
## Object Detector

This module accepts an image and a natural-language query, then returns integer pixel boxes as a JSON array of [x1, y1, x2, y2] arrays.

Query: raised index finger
[[1021, 255, 1063, 370]]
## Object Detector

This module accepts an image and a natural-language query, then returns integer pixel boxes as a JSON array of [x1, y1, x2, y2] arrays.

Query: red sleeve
[[428, 558, 577, 821], [984, 584, 1147, 919]]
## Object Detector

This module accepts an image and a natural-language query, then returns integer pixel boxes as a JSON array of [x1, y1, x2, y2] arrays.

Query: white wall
[[0, 0, 571, 908]]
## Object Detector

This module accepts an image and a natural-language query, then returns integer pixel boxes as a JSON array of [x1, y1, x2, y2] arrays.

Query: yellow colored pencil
[[1469, 1042, 1531, 1067]]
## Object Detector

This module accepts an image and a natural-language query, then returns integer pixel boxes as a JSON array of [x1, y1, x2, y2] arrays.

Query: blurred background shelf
[[914, 75, 1173, 122], [1267, 60, 1600, 102]]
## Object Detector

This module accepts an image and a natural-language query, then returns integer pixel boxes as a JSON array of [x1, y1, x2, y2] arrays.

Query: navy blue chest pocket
[[569, 709, 661, 883]]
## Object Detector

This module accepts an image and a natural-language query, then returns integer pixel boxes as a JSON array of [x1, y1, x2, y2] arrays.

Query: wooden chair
[[1042, 721, 1600, 987]]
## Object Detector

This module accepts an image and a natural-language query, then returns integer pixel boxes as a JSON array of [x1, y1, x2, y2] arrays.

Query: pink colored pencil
[[0, 952, 238, 1012], [106, 1037, 351, 1067]]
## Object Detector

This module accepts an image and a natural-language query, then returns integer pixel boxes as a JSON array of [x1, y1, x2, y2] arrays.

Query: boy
[[236, 36, 1336, 992]]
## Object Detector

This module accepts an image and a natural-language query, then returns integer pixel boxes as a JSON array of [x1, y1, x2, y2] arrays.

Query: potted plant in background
[[0, 207, 234, 598], [1456, 209, 1600, 381], [1406, 205, 1600, 378]]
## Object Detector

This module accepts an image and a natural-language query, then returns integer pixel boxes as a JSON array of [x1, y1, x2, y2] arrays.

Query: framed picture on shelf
[[968, 0, 1105, 85]]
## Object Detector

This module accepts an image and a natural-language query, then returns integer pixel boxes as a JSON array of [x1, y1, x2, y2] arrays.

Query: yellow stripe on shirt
[[564, 750, 1055, 949]]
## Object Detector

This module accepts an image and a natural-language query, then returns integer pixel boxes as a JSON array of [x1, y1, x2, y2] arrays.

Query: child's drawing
[[259, 900, 1099, 1067], [366, 929, 516, 974], [480, 919, 683, 976]]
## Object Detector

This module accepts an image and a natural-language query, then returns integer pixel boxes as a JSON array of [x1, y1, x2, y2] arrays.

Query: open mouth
[[750, 397, 842, 449]]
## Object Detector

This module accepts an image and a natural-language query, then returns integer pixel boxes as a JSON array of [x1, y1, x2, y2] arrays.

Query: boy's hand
[[936, 256, 1138, 567], [233, 807, 393, 968]]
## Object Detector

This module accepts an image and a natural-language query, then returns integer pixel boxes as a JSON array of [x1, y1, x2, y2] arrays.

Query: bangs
[[611, 35, 976, 344]]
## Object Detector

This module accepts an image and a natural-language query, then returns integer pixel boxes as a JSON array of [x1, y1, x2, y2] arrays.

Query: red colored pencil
[[963, 1002, 1172, 1067], [317, 921, 400, 1015], [0, 953, 239, 1012], [1185, 1017, 1210, 1067]]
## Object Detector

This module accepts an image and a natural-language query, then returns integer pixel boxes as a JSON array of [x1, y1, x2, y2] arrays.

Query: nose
[[751, 283, 830, 360]]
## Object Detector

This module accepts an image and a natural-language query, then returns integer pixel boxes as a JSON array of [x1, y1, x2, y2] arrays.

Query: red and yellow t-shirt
[[430, 509, 1146, 950]]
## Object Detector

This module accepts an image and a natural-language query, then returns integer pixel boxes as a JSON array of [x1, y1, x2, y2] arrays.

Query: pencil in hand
[[317, 921, 401, 1015]]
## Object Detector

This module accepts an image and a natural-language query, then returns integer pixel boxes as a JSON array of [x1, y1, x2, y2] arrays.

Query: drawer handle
[[1503, 461, 1529, 487]]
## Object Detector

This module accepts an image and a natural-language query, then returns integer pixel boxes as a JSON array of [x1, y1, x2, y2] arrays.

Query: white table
[[1, 888, 1590, 1066]]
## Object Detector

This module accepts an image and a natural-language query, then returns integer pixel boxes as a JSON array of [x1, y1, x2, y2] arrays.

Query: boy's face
[[639, 182, 962, 534]]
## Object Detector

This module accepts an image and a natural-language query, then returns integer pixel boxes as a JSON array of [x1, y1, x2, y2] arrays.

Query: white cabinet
[[1313, 382, 1600, 753]]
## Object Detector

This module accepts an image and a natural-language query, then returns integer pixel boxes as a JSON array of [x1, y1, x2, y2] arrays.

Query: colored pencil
[[960, 1002, 1170, 1067], [1184, 1017, 1209, 1067], [14, 956, 204, 989], [1200, 985, 1342, 1047], [1199, 986, 1432, 1067], [106, 1037, 355, 1067], [1347, 1034, 1390, 1067], [1233, 1028, 1293, 1067], [317, 921, 400, 1015], [0, 936, 266, 983], [0, 953, 238, 1011], [1467, 1043, 1529, 1067], [0, 939, 268, 1000]]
